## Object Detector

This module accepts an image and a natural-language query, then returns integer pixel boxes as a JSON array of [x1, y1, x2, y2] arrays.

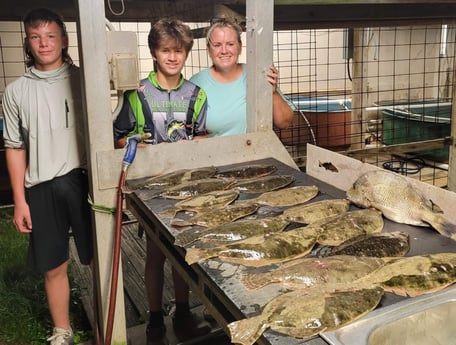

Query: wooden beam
[[246, 0, 274, 133], [76, 0, 127, 343], [344, 137, 453, 158]]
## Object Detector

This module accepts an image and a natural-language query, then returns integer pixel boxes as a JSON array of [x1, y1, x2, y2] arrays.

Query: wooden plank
[[343, 137, 452, 158], [121, 223, 148, 321], [306, 144, 456, 224], [69, 239, 95, 328], [70, 218, 208, 331]]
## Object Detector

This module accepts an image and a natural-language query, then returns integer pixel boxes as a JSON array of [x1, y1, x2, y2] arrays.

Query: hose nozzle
[[127, 132, 152, 144], [122, 132, 152, 168]]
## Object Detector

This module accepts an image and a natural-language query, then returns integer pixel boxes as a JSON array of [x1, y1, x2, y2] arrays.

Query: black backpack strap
[[185, 85, 201, 136], [137, 91, 155, 139]]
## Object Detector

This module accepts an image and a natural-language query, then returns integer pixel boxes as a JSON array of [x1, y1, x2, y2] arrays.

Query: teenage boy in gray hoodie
[[2, 8, 92, 345]]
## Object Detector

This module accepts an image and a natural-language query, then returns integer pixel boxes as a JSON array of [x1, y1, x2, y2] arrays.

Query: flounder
[[159, 189, 240, 218], [160, 177, 237, 200], [170, 203, 259, 228], [347, 169, 456, 239], [185, 226, 318, 267], [309, 209, 384, 246], [354, 253, 456, 297], [235, 185, 319, 207], [325, 231, 410, 257], [227, 287, 384, 345], [240, 255, 386, 290], [215, 164, 277, 179], [235, 175, 295, 194], [174, 216, 290, 247], [126, 166, 217, 191], [282, 198, 350, 224]]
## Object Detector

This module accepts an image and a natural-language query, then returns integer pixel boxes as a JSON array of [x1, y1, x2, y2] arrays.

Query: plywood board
[[306, 144, 456, 224]]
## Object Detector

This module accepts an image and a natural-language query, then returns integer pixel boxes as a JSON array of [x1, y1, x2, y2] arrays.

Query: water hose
[[105, 133, 151, 345]]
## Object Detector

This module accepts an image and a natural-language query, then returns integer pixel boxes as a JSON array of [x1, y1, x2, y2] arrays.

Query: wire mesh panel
[[0, 17, 454, 187]]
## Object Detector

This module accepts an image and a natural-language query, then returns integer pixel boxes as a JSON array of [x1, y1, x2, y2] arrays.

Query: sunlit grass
[[0, 207, 91, 344]]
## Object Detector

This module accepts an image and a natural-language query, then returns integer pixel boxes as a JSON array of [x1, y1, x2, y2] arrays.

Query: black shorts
[[26, 168, 94, 273]]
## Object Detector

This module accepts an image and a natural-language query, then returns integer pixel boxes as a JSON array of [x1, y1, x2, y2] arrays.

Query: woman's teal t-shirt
[[190, 64, 247, 137]]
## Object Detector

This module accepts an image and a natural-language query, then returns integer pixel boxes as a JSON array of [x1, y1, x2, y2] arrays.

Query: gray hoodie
[[2, 63, 86, 187]]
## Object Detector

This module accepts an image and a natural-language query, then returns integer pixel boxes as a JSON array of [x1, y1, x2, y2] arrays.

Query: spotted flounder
[[235, 185, 319, 207], [215, 164, 277, 179], [354, 253, 456, 297], [174, 216, 290, 247], [235, 175, 295, 193], [325, 231, 410, 257], [159, 189, 240, 218], [347, 169, 456, 239], [282, 198, 350, 224], [185, 226, 318, 267], [309, 208, 384, 246], [228, 287, 384, 345], [170, 203, 259, 228], [160, 177, 237, 200], [126, 166, 218, 191], [240, 255, 386, 290]]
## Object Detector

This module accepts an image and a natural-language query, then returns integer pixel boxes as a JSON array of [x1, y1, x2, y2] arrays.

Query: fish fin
[[427, 199, 444, 213], [233, 199, 253, 206], [185, 248, 215, 265], [174, 230, 201, 247], [228, 316, 268, 345], [158, 207, 178, 218], [240, 273, 271, 290], [170, 218, 192, 227], [135, 189, 161, 200]]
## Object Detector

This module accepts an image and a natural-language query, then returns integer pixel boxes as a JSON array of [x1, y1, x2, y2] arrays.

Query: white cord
[[107, 0, 125, 16], [298, 110, 317, 145]]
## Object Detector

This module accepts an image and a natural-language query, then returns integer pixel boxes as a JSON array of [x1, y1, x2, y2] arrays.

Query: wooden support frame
[[76, 0, 127, 343]]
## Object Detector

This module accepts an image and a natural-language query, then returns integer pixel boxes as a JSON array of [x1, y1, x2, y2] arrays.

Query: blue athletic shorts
[[26, 168, 93, 273]]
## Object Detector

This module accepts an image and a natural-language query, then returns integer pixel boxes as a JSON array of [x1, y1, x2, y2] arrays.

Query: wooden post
[[246, 0, 274, 133], [75, 0, 127, 343]]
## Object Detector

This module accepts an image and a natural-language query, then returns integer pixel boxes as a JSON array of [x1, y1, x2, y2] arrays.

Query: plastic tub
[[274, 96, 352, 147], [381, 100, 451, 161]]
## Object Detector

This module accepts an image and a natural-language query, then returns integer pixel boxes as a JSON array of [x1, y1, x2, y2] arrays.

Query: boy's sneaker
[[47, 327, 74, 345]]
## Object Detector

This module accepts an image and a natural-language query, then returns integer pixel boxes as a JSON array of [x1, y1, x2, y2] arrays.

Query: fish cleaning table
[[125, 157, 456, 345]]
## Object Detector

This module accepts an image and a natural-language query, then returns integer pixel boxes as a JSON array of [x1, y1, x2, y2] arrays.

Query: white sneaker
[[47, 327, 74, 345]]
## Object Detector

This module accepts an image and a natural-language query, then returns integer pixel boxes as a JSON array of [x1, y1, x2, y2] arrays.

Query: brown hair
[[23, 8, 72, 67], [148, 18, 194, 56]]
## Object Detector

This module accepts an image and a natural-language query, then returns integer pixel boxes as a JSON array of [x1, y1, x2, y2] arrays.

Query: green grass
[[0, 207, 91, 344]]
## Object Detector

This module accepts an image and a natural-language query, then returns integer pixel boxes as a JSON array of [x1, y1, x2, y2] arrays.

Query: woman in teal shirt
[[190, 18, 294, 137]]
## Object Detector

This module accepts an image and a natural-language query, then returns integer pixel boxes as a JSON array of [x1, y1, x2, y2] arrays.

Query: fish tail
[[158, 207, 177, 218], [185, 248, 214, 265], [428, 214, 456, 239], [170, 218, 192, 227], [228, 316, 268, 345], [240, 273, 271, 290], [174, 231, 200, 247], [137, 189, 161, 200], [234, 199, 248, 205]]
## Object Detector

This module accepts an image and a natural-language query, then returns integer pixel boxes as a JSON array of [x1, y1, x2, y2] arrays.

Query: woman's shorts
[[26, 168, 93, 273]]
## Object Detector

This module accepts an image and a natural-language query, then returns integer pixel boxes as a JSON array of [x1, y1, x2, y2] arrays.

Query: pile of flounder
[[131, 164, 456, 345]]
